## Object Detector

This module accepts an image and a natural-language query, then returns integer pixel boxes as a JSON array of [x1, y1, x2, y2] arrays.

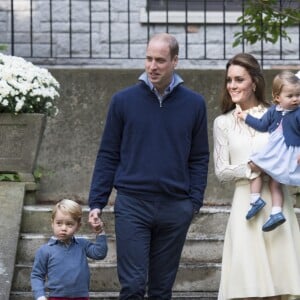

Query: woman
[[213, 53, 300, 300]]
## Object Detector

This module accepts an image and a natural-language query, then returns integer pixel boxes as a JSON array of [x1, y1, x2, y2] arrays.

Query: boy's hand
[[37, 296, 47, 300], [95, 218, 105, 234], [89, 208, 103, 233]]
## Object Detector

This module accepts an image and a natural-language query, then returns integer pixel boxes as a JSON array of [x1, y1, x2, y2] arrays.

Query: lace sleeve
[[213, 116, 251, 183]]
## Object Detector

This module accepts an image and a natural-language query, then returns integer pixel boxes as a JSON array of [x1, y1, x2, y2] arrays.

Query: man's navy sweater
[[89, 80, 209, 211]]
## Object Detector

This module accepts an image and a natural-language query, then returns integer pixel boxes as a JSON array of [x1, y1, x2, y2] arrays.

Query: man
[[88, 33, 209, 299]]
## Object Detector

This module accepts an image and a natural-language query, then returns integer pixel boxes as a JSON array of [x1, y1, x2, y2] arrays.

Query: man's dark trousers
[[114, 193, 194, 300]]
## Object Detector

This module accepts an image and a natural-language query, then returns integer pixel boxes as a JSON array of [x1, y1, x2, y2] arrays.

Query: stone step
[[21, 205, 230, 237], [22, 204, 300, 235], [16, 233, 224, 264], [12, 262, 221, 292], [10, 291, 218, 300]]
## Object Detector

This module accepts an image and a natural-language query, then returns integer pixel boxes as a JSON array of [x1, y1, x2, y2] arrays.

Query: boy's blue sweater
[[89, 78, 209, 212], [31, 235, 107, 299]]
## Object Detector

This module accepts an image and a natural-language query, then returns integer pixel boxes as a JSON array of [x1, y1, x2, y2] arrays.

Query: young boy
[[31, 199, 107, 300]]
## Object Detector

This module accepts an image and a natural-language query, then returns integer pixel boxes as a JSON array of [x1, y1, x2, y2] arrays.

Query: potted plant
[[0, 53, 60, 174]]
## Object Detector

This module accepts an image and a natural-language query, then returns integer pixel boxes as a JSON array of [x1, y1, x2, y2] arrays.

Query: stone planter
[[0, 113, 46, 174]]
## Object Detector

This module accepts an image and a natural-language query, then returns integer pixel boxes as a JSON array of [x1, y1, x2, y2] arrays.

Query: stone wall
[[35, 68, 284, 205]]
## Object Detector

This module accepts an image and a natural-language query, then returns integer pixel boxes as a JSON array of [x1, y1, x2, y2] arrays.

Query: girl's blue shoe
[[246, 197, 266, 220], [262, 212, 286, 232]]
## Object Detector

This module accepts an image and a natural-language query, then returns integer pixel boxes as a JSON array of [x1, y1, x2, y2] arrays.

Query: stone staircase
[[4, 181, 300, 300], [8, 190, 232, 300]]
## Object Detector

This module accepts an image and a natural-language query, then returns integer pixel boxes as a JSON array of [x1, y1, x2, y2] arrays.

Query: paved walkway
[[0, 182, 25, 300]]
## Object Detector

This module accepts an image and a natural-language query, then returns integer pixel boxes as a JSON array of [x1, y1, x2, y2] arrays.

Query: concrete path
[[0, 182, 25, 300]]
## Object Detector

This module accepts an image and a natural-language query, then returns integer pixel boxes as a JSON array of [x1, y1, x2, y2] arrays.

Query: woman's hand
[[248, 161, 261, 173]]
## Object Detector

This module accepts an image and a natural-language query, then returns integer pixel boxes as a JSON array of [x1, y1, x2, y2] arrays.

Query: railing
[[0, 0, 299, 68]]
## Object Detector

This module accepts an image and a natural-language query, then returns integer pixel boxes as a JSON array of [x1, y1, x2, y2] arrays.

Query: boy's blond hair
[[51, 199, 82, 223]]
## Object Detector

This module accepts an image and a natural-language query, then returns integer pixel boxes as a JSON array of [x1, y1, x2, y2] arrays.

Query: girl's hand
[[37, 296, 47, 300], [234, 104, 246, 120], [297, 155, 300, 164]]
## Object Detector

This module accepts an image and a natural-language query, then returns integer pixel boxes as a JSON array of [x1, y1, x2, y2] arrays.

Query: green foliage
[[33, 167, 44, 183], [0, 45, 7, 51], [0, 172, 20, 182], [33, 166, 54, 183], [233, 0, 300, 47]]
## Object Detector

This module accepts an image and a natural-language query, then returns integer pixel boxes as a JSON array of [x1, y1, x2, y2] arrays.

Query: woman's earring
[[253, 85, 256, 92]]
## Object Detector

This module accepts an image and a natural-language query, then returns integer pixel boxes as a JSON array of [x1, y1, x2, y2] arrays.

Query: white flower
[[0, 53, 60, 116], [15, 99, 25, 112], [295, 71, 300, 79], [45, 102, 53, 109], [1, 99, 9, 106]]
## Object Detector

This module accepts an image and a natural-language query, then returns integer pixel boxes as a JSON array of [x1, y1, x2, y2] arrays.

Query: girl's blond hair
[[51, 199, 82, 223], [272, 70, 300, 103]]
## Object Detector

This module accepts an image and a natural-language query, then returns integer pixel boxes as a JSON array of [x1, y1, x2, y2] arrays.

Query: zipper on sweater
[[152, 87, 165, 107]]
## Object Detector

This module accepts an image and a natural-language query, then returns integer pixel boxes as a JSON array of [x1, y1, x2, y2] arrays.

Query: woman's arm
[[213, 116, 253, 183]]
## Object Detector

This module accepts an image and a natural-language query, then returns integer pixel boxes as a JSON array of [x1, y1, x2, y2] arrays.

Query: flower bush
[[0, 53, 60, 116]]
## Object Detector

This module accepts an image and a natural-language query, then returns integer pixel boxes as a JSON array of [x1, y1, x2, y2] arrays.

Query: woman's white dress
[[213, 105, 300, 300]]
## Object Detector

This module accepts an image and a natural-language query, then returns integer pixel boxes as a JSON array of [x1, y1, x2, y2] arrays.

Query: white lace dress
[[213, 105, 300, 300]]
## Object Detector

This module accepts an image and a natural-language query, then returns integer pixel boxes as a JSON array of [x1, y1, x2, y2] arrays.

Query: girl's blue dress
[[250, 115, 300, 186]]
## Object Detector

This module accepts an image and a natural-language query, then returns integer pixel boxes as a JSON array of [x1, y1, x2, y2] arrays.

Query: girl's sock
[[271, 206, 282, 215], [250, 193, 260, 204]]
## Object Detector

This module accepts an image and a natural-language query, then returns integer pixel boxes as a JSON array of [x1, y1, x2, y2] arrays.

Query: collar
[[48, 236, 77, 246], [276, 104, 296, 115], [138, 72, 184, 93]]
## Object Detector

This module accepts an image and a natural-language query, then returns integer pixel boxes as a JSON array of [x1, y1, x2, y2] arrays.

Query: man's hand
[[88, 208, 103, 233]]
